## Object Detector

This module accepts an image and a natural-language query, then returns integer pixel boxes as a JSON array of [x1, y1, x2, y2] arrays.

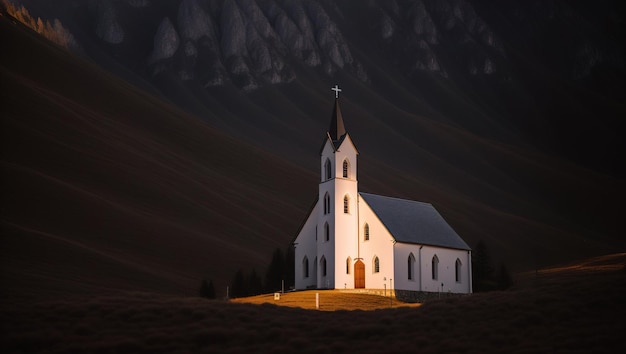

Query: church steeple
[[315, 84, 358, 290], [329, 98, 346, 141], [329, 85, 346, 141]]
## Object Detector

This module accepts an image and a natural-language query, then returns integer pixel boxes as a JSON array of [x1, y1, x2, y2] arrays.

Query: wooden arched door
[[354, 260, 365, 288]]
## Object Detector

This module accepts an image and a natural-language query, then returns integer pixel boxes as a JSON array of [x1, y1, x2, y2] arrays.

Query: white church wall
[[320, 140, 335, 181], [318, 139, 337, 289], [333, 178, 359, 289], [393, 243, 422, 292], [317, 226, 335, 289], [418, 245, 472, 294], [294, 203, 319, 290], [318, 135, 359, 290], [357, 198, 395, 289], [333, 135, 358, 181]]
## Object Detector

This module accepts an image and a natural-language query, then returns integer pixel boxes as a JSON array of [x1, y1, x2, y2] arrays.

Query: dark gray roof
[[360, 193, 470, 250]]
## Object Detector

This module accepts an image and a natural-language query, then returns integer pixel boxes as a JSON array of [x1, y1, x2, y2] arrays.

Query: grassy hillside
[[1, 253, 624, 353]]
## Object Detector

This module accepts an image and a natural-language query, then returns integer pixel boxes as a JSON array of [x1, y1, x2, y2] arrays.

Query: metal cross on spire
[[331, 84, 342, 99]]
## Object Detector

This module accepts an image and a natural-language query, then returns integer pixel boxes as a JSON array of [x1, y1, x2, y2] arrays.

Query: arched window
[[432, 255, 439, 280], [373, 256, 380, 273], [364, 223, 369, 241], [346, 257, 351, 274], [303, 256, 309, 278], [324, 222, 330, 242], [324, 159, 332, 180], [323, 193, 330, 215], [408, 253, 416, 280], [320, 256, 327, 277], [343, 194, 350, 214], [455, 258, 462, 283], [343, 159, 349, 178]]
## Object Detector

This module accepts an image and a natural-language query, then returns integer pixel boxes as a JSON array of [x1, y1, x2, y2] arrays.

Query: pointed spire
[[329, 98, 346, 141], [329, 85, 346, 141]]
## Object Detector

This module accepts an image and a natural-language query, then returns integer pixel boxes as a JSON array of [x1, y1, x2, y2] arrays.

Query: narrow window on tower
[[364, 223, 369, 241], [323, 193, 330, 215], [324, 159, 332, 181], [344, 194, 350, 214], [343, 159, 349, 178], [303, 256, 309, 278], [324, 222, 330, 242]]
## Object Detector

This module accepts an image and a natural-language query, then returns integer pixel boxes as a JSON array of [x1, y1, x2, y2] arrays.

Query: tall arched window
[[320, 256, 327, 277], [324, 159, 332, 180], [432, 255, 439, 280], [364, 223, 369, 241], [343, 194, 350, 214], [408, 253, 416, 280], [343, 159, 349, 178], [303, 256, 309, 278], [324, 222, 330, 242], [323, 193, 330, 214], [455, 258, 462, 282], [373, 256, 380, 273], [346, 257, 352, 274]]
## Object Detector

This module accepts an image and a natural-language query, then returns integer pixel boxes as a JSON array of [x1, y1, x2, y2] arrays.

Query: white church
[[294, 86, 472, 295]]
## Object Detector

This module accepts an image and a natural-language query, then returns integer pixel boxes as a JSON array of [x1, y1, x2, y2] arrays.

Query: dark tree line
[[203, 240, 510, 298], [199, 278, 216, 299], [223, 246, 295, 299], [472, 240, 513, 292]]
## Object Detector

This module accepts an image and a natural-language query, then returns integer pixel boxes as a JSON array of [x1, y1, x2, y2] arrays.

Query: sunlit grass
[[231, 290, 422, 311]]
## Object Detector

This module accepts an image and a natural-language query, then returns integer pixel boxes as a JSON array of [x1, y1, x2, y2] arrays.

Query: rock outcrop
[[95, 0, 124, 44]]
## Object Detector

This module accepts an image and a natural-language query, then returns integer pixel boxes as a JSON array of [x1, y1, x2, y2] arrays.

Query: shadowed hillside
[[1, 15, 316, 298], [1, 254, 624, 353]]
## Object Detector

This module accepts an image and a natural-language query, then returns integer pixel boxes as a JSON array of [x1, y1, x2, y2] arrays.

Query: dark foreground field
[[2, 254, 624, 353]]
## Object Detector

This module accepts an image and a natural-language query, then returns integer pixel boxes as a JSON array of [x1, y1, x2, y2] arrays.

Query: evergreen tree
[[285, 245, 295, 290], [206, 279, 216, 298], [199, 278, 216, 299], [264, 248, 285, 292], [231, 269, 245, 298], [247, 269, 263, 296], [472, 240, 495, 292]]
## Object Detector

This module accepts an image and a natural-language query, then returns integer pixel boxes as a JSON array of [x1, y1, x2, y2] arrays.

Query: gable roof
[[319, 98, 359, 154], [360, 193, 470, 250], [292, 195, 318, 244]]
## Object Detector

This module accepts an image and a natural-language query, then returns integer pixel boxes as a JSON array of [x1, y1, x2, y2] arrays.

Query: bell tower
[[317, 85, 359, 289]]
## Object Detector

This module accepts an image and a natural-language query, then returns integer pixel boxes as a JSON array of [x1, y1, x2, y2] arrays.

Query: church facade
[[294, 88, 472, 294]]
